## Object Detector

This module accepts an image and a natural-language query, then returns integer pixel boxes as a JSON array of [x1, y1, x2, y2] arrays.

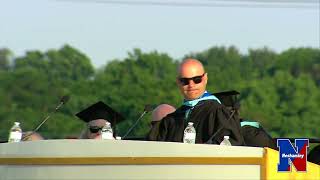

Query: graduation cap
[[76, 101, 125, 127], [213, 90, 240, 110]]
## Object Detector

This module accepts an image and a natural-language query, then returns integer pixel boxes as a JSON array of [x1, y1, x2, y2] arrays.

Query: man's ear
[[204, 73, 208, 84]]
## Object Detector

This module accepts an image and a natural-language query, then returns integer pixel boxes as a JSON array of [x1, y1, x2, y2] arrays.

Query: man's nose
[[188, 80, 195, 87]]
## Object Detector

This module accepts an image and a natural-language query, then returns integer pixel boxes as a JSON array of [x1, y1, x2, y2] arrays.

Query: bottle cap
[[14, 122, 20, 125], [188, 122, 194, 126], [116, 136, 122, 140], [224, 136, 229, 139]]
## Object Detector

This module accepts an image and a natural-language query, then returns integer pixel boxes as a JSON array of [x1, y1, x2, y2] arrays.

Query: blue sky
[[1, 0, 319, 67]]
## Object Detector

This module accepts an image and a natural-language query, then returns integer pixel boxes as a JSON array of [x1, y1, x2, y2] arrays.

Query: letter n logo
[[277, 139, 309, 172]]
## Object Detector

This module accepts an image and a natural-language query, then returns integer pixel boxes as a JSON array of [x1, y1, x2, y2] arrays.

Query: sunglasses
[[178, 73, 205, 86], [89, 126, 103, 133]]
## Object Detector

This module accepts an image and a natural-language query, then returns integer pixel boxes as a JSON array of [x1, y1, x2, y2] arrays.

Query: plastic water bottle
[[183, 122, 196, 144], [220, 135, 232, 146], [8, 122, 22, 142], [101, 122, 114, 140]]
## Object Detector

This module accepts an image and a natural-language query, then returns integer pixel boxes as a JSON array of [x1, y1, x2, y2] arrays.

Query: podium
[[0, 140, 319, 179]]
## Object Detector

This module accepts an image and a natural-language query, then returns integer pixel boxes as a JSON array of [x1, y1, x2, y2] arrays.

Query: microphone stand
[[122, 111, 148, 139], [22, 96, 69, 141], [32, 102, 64, 133], [205, 110, 236, 144]]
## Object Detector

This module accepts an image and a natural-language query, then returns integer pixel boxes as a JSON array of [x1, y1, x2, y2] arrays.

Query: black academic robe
[[308, 145, 320, 165], [148, 100, 245, 146], [240, 121, 277, 150]]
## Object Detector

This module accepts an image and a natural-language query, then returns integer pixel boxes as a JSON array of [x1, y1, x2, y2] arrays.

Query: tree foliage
[[0, 45, 319, 141]]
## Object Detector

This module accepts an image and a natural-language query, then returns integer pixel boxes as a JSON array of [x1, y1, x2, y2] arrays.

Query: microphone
[[22, 95, 70, 141], [122, 104, 154, 139], [143, 104, 154, 112]]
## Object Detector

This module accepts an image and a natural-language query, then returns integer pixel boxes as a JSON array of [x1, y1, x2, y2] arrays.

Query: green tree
[[0, 45, 319, 141], [0, 48, 12, 71]]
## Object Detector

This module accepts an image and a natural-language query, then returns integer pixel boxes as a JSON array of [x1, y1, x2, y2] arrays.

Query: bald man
[[148, 104, 176, 140], [148, 59, 245, 145], [152, 104, 176, 122], [22, 131, 44, 141]]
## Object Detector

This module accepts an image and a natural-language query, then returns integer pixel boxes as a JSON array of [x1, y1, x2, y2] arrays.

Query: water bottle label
[[102, 132, 113, 140], [9, 132, 22, 142], [184, 132, 196, 139]]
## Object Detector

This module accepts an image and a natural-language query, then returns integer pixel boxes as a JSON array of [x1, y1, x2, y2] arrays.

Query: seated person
[[148, 104, 176, 140], [213, 90, 277, 149], [22, 131, 44, 141], [148, 59, 245, 145], [76, 101, 125, 139]]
